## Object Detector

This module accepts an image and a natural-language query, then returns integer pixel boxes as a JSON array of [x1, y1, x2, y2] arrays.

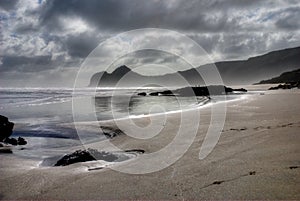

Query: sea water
[[0, 87, 244, 160]]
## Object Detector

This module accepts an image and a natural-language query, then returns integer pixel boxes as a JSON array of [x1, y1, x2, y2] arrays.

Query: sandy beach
[[0, 88, 299, 200]]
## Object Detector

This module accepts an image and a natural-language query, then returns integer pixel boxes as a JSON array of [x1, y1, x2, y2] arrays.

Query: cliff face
[[89, 46, 300, 87]]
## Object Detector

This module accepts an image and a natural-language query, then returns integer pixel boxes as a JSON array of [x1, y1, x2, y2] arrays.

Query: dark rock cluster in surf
[[0, 115, 27, 149]]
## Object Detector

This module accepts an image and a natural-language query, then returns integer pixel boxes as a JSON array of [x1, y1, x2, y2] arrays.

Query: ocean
[[0, 87, 245, 161]]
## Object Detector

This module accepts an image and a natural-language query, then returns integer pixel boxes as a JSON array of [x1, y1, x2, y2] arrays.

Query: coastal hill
[[256, 68, 300, 84], [89, 46, 300, 86]]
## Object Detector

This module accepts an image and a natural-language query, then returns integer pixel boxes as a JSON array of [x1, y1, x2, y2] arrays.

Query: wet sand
[[0, 89, 299, 200]]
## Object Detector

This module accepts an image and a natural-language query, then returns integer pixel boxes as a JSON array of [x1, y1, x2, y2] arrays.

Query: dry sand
[[0, 89, 299, 200]]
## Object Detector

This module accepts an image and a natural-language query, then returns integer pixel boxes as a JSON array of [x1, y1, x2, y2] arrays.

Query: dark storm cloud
[[62, 33, 107, 58], [35, 0, 300, 61], [1, 0, 300, 87], [40, 0, 127, 31], [0, 0, 18, 11], [1, 55, 79, 72], [1, 56, 52, 72], [39, 0, 261, 33], [275, 7, 300, 30]]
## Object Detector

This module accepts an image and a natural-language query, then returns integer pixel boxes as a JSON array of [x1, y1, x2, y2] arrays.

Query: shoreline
[[0, 89, 299, 199]]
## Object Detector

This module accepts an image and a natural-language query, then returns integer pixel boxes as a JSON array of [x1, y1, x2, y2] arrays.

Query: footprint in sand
[[249, 171, 256, 175], [212, 181, 224, 185], [229, 127, 247, 131], [278, 123, 294, 128]]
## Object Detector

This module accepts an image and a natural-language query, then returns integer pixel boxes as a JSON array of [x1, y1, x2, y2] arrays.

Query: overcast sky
[[0, 0, 300, 87]]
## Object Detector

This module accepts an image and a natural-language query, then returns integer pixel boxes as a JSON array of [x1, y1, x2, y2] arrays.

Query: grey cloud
[[1, 56, 52, 72], [0, 0, 18, 11], [0, 55, 80, 73], [110, 49, 187, 75], [39, 0, 263, 33], [275, 7, 300, 30], [62, 33, 107, 58], [14, 23, 39, 34], [1, 0, 300, 87], [188, 34, 221, 54]]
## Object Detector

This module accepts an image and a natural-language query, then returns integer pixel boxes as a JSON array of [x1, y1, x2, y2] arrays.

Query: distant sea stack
[[89, 46, 300, 87]]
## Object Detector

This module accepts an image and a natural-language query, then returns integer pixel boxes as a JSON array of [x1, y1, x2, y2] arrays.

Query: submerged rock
[[137, 92, 147, 96]]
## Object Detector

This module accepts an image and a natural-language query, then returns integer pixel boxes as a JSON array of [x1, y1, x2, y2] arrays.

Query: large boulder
[[17, 137, 27, 145], [0, 115, 27, 146], [54, 149, 118, 166], [54, 149, 96, 166], [0, 115, 14, 142]]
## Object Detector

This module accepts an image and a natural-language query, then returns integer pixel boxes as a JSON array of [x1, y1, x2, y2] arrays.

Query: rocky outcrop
[[54, 148, 145, 166], [269, 82, 300, 90], [0, 115, 27, 146], [0, 115, 14, 142], [257, 69, 300, 84], [100, 126, 124, 138], [17, 137, 27, 145], [54, 149, 97, 166], [138, 85, 247, 97], [233, 88, 248, 92]]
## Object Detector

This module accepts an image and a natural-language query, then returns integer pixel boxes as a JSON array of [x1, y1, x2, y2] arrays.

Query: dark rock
[[149, 90, 174, 96], [54, 148, 119, 166], [17, 137, 27, 145], [137, 92, 147, 96], [0, 148, 13, 154], [88, 149, 118, 162], [149, 92, 159, 96], [159, 90, 174, 96], [54, 149, 96, 166], [149, 85, 246, 97], [233, 88, 247, 92], [0, 115, 14, 142], [4, 138, 18, 146], [268, 82, 300, 90], [137, 86, 247, 98], [101, 126, 124, 138]]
